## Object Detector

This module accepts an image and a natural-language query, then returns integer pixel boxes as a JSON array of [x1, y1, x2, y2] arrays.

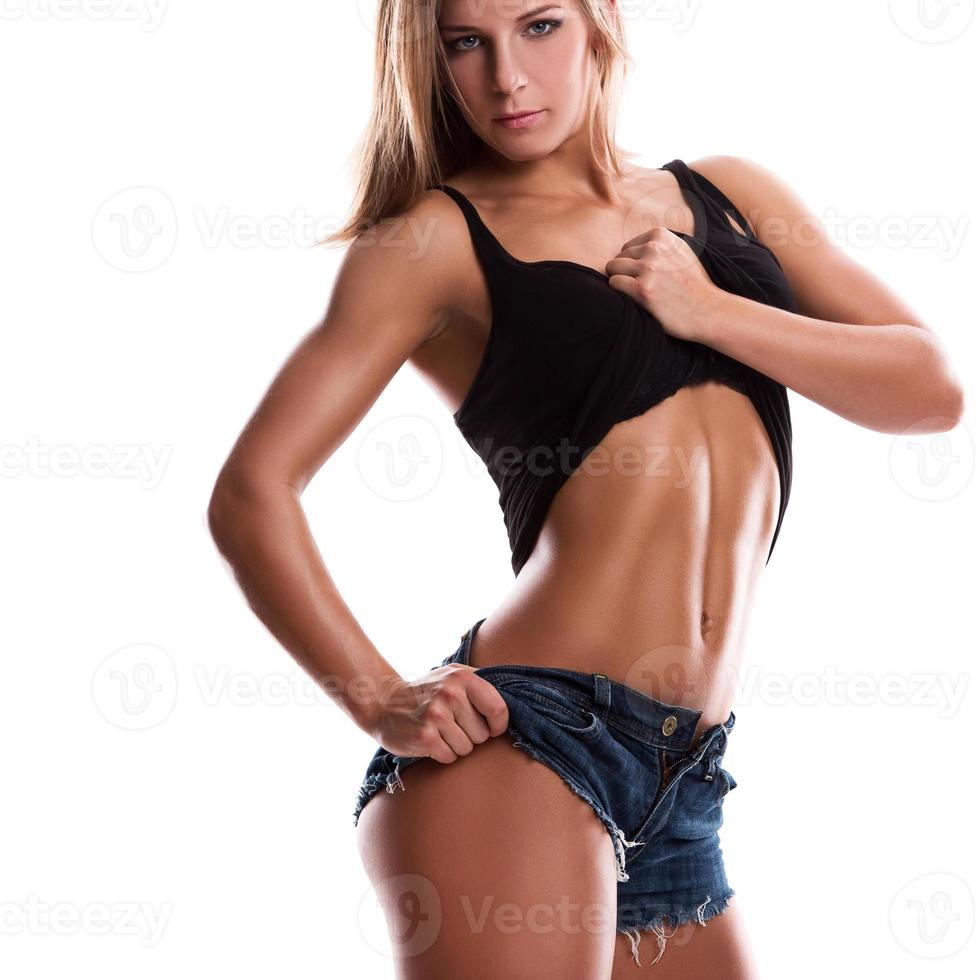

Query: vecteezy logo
[[91, 186, 178, 272], [356, 415, 442, 502], [888, 418, 972, 502], [356, 873, 442, 959], [888, 0, 975, 43], [889, 871, 974, 958], [91, 643, 178, 730]]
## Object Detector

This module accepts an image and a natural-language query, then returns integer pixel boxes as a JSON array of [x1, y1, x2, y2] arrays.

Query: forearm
[[697, 291, 963, 433], [207, 477, 400, 737]]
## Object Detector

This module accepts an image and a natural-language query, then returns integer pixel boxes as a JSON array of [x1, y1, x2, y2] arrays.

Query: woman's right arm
[[206, 193, 509, 762]]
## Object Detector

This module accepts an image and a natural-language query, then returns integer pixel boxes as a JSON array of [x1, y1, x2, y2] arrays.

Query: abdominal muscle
[[466, 381, 781, 744]]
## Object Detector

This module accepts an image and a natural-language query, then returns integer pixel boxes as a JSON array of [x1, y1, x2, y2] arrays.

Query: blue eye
[[450, 35, 480, 53], [526, 19, 561, 39], [446, 19, 562, 54]]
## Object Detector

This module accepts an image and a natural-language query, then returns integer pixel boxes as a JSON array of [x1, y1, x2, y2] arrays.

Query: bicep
[[215, 199, 459, 494], [694, 155, 931, 330]]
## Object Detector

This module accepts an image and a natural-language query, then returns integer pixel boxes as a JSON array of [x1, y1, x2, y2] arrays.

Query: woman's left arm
[[687, 155, 965, 435]]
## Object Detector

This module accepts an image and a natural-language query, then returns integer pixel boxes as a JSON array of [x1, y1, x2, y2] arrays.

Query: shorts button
[[662, 715, 677, 736]]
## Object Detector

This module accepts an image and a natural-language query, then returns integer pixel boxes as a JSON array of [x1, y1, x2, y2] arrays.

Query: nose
[[488, 44, 527, 98]]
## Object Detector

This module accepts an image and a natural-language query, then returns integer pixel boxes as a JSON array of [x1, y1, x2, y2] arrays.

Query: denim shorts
[[353, 617, 738, 967]]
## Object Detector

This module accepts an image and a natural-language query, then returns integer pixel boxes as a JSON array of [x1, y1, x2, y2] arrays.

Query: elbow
[[944, 374, 966, 428], [927, 363, 966, 432], [206, 468, 259, 552], [899, 388, 964, 435], [903, 389, 964, 435], [935, 329, 967, 429], [206, 476, 238, 553], [206, 466, 294, 552], [933, 386, 965, 431], [904, 339, 966, 434]]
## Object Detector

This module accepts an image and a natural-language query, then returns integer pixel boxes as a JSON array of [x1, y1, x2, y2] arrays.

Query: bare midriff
[[465, 380, 780, 746], [416, 165, 781, 745]]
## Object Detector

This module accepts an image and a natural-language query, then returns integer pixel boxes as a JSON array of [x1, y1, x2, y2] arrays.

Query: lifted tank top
[[433, 159, 796, 577]]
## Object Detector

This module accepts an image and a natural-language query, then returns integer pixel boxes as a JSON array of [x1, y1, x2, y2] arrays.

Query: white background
[[1, 1, 977, 977]]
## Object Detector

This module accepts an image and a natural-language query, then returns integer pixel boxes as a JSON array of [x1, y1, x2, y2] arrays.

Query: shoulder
[[684, 154, 819, 251], [332, 188, 476, 347], [684, 155, 932, 330], [683, 155, 774, 235], [343, 187, 470, 277]]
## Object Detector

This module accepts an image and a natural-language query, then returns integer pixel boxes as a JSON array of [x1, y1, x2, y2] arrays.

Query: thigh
[[611, 897, 760, 978], [356, 733, 618, 980], [613, 747, 754, 976]]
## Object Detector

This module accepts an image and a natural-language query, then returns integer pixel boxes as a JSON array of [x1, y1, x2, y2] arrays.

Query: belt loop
[[592, 673, 611, 722]]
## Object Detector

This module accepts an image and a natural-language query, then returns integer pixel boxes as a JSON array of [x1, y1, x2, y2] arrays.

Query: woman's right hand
[[371, 665, 510, 763]]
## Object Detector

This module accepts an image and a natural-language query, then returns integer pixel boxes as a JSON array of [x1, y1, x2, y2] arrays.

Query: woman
[[207, 1, 964, 976]]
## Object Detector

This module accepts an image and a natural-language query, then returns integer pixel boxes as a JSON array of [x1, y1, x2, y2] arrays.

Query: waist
[[459, 611, 741, 735]]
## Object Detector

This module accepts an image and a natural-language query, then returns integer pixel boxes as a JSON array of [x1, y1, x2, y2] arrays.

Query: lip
[[494, 109, 545, 129]]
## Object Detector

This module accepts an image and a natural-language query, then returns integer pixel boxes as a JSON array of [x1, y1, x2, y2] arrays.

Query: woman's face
[[436, 1, 598, 160]]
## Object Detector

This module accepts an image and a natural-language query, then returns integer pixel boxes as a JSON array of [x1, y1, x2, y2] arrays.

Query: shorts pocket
[[498, 679, 601, 738]]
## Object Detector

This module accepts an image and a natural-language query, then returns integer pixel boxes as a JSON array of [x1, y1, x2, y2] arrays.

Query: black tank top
[[433, 159, 795, 577]]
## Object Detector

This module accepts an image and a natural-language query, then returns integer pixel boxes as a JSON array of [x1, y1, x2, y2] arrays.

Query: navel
[[700, 609, 718, 637]]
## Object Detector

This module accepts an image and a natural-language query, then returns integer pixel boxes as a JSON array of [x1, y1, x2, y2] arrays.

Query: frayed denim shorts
[[353, 617, 738, 967]]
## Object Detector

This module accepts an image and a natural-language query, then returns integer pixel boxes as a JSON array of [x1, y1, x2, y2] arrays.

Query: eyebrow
[[439, 4, 562, 33]]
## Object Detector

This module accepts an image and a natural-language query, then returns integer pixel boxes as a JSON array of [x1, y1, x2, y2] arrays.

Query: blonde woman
[[207, 1, 963, 976]]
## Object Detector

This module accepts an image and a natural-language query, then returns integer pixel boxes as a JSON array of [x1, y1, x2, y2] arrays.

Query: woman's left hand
[[605, 227, 726, 343]]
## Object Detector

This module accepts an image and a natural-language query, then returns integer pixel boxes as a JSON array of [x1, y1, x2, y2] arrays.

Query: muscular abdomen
[[466, 381, 779, 737]]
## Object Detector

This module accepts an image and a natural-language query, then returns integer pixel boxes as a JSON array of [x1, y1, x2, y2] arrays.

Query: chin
[[490, 134, 564, 161]]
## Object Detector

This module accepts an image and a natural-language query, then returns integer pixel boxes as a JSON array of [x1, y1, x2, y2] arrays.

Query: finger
[[450, 692, 493, 746], [605, 256, 646, 278], [606, 273, 641, 301], [420, 692, 474, 760], [437, 717, 475, 760], [425, 731, 461, 765], [621, 224, 672, 250], [455, 670, 511, 737], [614, 244, 644, 260]]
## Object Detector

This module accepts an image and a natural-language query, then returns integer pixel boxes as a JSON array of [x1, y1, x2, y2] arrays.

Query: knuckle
[[433, 683, 460, 705], [418, 722, 440, 745], [425, 704, 448, 725]]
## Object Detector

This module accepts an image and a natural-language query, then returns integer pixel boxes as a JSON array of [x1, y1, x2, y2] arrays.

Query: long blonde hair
[[319, 0, 638, 247]]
